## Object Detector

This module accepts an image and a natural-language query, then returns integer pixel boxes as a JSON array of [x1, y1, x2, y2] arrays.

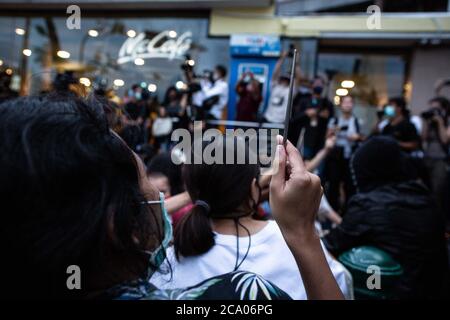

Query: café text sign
[[117, 30, 192, 64]]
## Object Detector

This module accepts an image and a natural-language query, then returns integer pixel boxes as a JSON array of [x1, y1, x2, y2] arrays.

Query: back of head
[[174, 135, 259, 259], [389, 96, 408, 117], [351, 136, 417, 193], [215, 65, 227, 79], [0, 95, 160, 298], [147, 152, 183, 195]]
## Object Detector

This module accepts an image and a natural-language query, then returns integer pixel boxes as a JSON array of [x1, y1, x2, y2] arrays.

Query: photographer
[[421, 96, 450, 212], [198, 65, 228, 122]]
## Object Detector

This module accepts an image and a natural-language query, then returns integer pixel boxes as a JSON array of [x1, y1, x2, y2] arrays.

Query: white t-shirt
[[264, 84, 290, 123], [328, 115, 359, 159], [151, 221, 353, 300], [201, 78, 229, 120]]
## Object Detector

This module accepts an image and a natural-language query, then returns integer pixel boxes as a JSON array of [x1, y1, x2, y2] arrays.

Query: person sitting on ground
[[0, 94, 344, 300], [323, 136, 449, 299], [151, 135, 352, 299]]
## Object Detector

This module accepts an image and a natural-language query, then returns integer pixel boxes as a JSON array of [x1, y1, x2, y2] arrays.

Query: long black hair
[[0, 94, 163, 298], [174, 135, 260, 260]]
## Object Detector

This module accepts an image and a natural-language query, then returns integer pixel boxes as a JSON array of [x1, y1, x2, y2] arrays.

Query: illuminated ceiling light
[[140, 82, 147, 88], [5, 68, 13, 75], [187, 59, 195, 67], [341, 80, 355, 89], [79, 77, 91, 87], [15, 28, 25, 35], [88, 29, 99, 37], [127, 29, 137, 38], [113, 79, 125, 87], [22, 49, 32, 57], [148, 83, 157, 92], [0, 59, 3, 66], [57, 50, 70, 59], [336, 88, 349, 96], [134, 58, 145, 66], [175, 81, 186, 90], [168, 30, 177, 38]]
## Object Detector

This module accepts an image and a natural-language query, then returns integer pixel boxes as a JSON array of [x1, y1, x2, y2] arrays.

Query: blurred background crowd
[[0, 0, 450, 299]]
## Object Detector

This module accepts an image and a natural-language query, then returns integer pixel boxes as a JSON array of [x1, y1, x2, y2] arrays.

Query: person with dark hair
[[377, 97, 420, 152], [421, 96, 450, 214], [288, 76, 334, 161], [53, 71, 78, 94], [151, 135, 352, 299], [0, 95, 344, 300], [235, 72, 262, 122], [146, 152, 199, 228], [0, 69, 18, 103], [323, 136, 449, 299], [147, 152, 184, 197], [162, 86, 188, 129]]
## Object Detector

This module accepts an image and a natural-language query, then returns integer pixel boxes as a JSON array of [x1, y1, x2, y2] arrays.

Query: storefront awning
[[209, 8, 450, 39], [0, 0, 272, 10]]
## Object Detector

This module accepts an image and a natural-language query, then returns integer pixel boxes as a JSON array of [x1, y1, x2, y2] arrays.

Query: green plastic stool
[[338, 246, 403, 300]]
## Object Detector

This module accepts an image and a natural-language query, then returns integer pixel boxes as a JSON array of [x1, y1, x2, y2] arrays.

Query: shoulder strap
[[353, 116, 360, 133]]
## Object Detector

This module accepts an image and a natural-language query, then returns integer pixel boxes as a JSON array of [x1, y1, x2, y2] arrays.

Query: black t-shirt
[[288, 95, 334, 159], [381, 119, 419, 143], [288, 114, 328, 159], [294, 95, 335, 119]]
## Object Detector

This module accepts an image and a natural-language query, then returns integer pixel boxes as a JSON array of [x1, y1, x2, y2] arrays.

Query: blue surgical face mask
[[384, 105, 395, 118], [142, 192, 173, 276]]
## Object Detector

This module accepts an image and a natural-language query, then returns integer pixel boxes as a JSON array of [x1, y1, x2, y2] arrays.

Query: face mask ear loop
[[233, 218, 240, 272], [251, 175, 262, 219], [234, 219, 251, 271]]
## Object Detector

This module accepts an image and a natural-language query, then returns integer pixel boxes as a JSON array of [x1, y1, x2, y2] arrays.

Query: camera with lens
[[421, 108, 445, 121], [180, 54, 195, 73]]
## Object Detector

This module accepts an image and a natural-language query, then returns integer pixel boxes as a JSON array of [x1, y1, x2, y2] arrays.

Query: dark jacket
[[324, 180, 448, 299]]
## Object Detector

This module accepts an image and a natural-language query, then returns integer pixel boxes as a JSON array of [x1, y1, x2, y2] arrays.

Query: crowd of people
[[0, 51, 449, 300]]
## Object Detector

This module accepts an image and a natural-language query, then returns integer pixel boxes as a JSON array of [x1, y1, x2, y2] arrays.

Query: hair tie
[[195, 200, 210, 213]]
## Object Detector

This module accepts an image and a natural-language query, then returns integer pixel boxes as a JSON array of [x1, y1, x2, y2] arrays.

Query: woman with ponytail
[[151, 135, 352, 299]]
